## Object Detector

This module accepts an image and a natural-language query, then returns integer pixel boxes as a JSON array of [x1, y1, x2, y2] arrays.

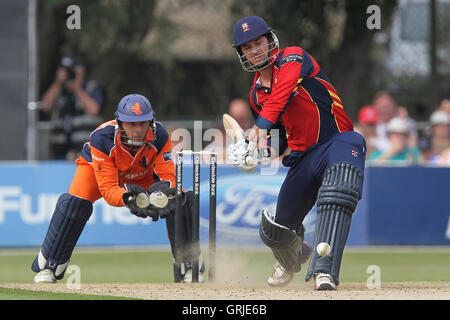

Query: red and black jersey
[[249, 46, 353, 152]]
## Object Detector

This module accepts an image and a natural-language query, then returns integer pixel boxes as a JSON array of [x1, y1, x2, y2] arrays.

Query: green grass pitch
[[0, 246, 449, 299]]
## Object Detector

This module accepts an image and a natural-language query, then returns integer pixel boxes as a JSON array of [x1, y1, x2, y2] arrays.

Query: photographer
[[41, 57, 104, 160]]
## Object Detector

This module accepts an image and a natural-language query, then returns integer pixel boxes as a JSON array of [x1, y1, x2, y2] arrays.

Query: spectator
[[228, 98, 253, 132], [437, 98, 450, 116], [41, 57, 104, 160], [354, 105, 379, 158], [438, 148, 450, 166], [427, 110, 450, 164], [372, 91, 418, 151], [396, 105, 419, 149], [373, 91, 396, 125], [369, 117, 421, 165], [203, 98, 253, 164]]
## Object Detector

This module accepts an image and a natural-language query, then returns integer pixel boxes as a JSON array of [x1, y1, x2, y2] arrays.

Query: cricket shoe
[[267, 241, 313, 287], [181, 257, 205, 283], [182, 270, 205, 283], [314, 273, 337, 291], [267, 261, 294, 287], [34, 269, 56, 284]]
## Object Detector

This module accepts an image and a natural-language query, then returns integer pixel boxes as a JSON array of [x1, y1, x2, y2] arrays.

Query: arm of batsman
[[227, 139, 259, 173]]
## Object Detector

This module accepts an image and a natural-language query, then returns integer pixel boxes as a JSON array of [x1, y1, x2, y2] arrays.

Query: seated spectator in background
[[203, 98, 253, 164], [438, 148, 450, 166], [354, 105, 379, 159], [372, 91, 396, 151], [396, 105, 419, 149], [372, 91, 418, 151], [228, 98, 253, 131], [369, 117, 421, 165], [41, 56, 104, 160], [438, 98, 450, 115], [426, 110, 450, 165]]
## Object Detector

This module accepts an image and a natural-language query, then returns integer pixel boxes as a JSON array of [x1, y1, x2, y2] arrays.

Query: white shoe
[[314, 273, 336, 291], [267, 242, 312, 287], [182, 270, 204, 283], [34, 269, 56, 284], [267, 262, 294, 287]]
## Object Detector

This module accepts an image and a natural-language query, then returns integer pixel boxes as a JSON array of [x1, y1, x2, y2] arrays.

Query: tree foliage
[[38, 0, 400, 122], [230, 0, 398, 119]]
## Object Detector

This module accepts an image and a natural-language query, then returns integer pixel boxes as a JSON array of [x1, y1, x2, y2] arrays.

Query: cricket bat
[[223, 113, 255, 166], [223, 113, 245, 143]]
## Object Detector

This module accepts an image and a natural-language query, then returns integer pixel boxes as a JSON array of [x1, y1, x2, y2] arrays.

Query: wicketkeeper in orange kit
[[31, 94, 204, 283]]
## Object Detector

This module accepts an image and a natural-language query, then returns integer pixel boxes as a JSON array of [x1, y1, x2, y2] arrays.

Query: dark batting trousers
[[274, 130, 366, 230]]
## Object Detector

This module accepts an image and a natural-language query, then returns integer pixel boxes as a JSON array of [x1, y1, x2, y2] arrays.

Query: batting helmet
[[115, 94, 156, 150], [115, 94, 154, 122], [232, 16, 279, 72]]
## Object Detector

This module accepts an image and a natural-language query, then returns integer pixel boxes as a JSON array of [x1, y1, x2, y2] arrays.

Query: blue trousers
[[275, 131, 366, 230]]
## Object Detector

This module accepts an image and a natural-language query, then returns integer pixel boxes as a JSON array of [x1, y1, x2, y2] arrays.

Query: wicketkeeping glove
[[145, 181, 176, 218], [122, 183, 158, 221]]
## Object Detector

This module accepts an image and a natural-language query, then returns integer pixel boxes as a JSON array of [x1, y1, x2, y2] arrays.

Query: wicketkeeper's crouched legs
[[165, 191, 204, 280], [305, 162, 363, 286], [31, 193, 92, 280]]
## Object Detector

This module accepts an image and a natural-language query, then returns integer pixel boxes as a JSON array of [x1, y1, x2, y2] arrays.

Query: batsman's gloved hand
[[227, 138, 259, 173], [259, 146, 272, 166], [147, 181, 175, 219], [122, 183, 158, 221]]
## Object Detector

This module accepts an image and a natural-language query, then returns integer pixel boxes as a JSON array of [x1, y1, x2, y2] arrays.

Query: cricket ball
[[316, 242, 331, 256], [149, 191, 168, 208], [135, 193, 150, 208]]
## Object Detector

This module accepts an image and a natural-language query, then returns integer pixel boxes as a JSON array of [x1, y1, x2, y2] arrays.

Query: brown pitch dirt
[[2, 281, 449, 300]]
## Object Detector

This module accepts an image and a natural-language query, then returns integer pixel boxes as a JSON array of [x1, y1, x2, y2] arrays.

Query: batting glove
[[227, 139, 259, 173], [259, 146, 272, 166]]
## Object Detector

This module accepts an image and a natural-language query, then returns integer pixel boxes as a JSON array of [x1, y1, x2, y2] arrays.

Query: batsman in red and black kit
[[229, 16, 366, 290], [31, 94, 203, 284]]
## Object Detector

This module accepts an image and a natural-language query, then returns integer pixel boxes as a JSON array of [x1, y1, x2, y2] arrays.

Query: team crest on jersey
[[352, 150, 359, 158], [139, 156, 149, 168], [241, 22, 250, 32], [163, 151, 172, 162]]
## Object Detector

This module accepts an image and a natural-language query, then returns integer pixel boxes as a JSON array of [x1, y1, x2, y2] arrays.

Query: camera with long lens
[[65, 66, 76, 80], [60, 56, 77, 80]]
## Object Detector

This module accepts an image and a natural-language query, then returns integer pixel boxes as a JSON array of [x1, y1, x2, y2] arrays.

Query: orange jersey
[[78, 120, 175, 207]]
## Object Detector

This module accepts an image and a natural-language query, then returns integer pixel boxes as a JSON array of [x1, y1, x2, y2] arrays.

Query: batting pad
[[259, 209, 304, 272], [31, 193, 92, 279], [305, 162, 363, 285]]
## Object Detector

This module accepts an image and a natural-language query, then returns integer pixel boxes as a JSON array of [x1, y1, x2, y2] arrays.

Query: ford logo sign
[[198, 172, 316, 244]]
